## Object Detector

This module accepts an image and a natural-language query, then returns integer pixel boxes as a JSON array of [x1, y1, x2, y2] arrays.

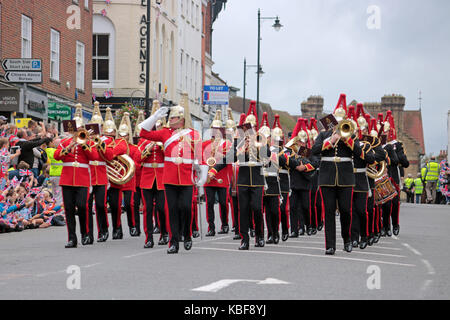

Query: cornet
[[334, 119, 356, 139]]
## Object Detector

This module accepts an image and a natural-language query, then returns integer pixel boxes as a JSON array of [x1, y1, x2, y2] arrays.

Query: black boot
[[239, 241, 249, 250], [273, 233, 280, 244], [65, 240, 77, 248], [282, 233, 289, 242], [167, 243, 179, 254], [325, 248, 335, 255], [184, 238, 193, 251], [266, 236, 274, 244], [250, 229, 255, 238], [192, 230, 200, 238], [218, 225, 229, 234], [205, 230, 215, 237], [359, 238, 368, 250], [344, 242, 353, 253], [144, 236, 154, 249], [352, 240, 359, 248]]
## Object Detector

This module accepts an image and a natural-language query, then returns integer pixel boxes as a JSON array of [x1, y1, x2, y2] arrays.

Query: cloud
[[212, 0, 450, 154]]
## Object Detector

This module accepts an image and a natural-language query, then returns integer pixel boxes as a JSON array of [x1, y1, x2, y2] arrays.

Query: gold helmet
[[89, 101, 104, 125], [103, 107, 117, 135], [168, 92, 192, 129], [258, 112, 271, 138], [245, 101, 258, 128], [333, 94, 347, 122], [117, 112, 133, 143], [356, 103, 368, 131], [134, 110, 145, 137], [225, 108, 236, 130], [271, 114, 284, 141], [211, 109, 223, 128], [308, 118, 319, 141], [72, 103, 84, 128]]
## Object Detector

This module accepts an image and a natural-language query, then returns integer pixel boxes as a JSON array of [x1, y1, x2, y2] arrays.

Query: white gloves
[[195, 165, 209, 187], [138, 107, 169, 131]]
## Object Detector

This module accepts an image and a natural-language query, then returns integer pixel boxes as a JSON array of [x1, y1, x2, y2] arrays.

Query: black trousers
[[164, 184, 193, 247], [232, 195, 239, 235], [382, 194, 400, 231], [62, 186, 90, 243], [142, 183, 166, 242], [264, 196, 280, 238], [406, 191, 414, 203], [108, 187, 122, 232], [310, 188, 320, 229], [205, 186, 229, 232], [122, 190, 139, 232], [367, 192, 375, 237], [351, 192, 369, 242], [289, 189, 310, 233], [279, 192, 289, 235], [321, 186, 353, 249], [237, 185, 264, 242], [134, 186, 142, 222], [88, 185, 108, 237]]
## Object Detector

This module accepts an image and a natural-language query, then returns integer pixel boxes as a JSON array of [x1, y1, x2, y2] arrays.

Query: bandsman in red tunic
[[139, 94, 208, 254], [54, 104, 96, 248]]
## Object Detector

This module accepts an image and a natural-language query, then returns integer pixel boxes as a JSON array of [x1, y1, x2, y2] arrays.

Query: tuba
[[367, 161, 387, 180], [106, 154, 136, 185]]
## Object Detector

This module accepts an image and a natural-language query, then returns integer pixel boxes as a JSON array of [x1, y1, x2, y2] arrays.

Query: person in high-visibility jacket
[[45, 138, 63, 207], [404, 174, 414, 203], [424, 157, 440, 203], [412, 172, 424, 204]]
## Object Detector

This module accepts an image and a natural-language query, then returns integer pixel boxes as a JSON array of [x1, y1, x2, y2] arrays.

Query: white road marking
[[402, 243, 422, 256], [194, 247, 417, 267], [287, 239, 402, 251], [421, 259, 436, 275], [192, 278, 290, 293], [212, 242, 406, 258]]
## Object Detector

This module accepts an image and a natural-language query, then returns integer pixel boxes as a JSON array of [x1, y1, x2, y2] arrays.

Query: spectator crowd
[[0, 117, 65, 233]]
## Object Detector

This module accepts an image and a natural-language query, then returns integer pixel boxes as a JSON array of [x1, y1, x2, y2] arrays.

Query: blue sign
[[203, 85, 229, 105]]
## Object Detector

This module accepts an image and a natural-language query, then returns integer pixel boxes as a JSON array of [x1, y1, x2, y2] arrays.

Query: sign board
[[0, 88, 20, 112], [48, 102, 72, 120], [203, 85, 229, 105], [15, 118, 32, 128], [2, 58, 42, 71], [5, 71, 42, 83]]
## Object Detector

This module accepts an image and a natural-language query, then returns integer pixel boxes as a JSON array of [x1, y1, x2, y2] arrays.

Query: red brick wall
[[0, 0, 92, 105]]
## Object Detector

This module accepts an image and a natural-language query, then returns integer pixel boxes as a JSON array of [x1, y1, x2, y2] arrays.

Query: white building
[[92, 0, 177, 110], [177, 0, 203, 131]]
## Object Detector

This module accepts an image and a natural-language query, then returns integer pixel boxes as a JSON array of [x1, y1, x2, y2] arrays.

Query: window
[[84, 0, 89, 9], [76, 41, 85, 90], [191, 1, 194, 25], [179, 50, 183, 89], [50, 29, 60, 81], [195, 4, 199, 28], [92, 34, 109, 81], [21, 15, 32, 58]]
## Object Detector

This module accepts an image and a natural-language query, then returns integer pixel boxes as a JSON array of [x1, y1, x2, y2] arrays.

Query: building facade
[[92, 0, 177, 112], [0, 0, 93, 125]]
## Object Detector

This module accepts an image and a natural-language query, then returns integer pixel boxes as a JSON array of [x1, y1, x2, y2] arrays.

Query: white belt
[[63, 162, 89, 169], [89, 161, 106, 166], [143, 163, 165, 168], [321, 157, 352, 163], [264, 172, 278, 177], [239, 161, 262, 167], [279, 169, 289, 174], [164, 157, 195, 165], [354, 168, 367, 173]]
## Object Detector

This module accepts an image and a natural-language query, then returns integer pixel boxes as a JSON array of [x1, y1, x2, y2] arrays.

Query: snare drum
[[373, 174, 398, 205]]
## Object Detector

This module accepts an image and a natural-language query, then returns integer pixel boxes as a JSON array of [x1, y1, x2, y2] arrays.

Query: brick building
[[300, 94, 426, 178], [0, 0, 93, 125]]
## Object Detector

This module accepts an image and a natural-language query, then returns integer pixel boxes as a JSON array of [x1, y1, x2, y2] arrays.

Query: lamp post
[[243, 57, 263, 114], [144, 0, 162, 117], [256, 8, 282, 118]]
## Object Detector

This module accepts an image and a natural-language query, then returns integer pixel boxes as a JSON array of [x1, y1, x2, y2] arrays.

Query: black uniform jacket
[[312, 130, 365, 187], [212, 138, 271, 187], [368, 138, 389, 189], [353, 141, 376, 192], [280, 145, 319, 191]]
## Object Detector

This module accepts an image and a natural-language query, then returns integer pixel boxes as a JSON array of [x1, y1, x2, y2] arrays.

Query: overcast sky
[[212, 0, 450, 155]]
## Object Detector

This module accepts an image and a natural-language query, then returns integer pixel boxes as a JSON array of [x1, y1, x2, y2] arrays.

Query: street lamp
[[256, 8, 282, 119], [144, 0, 162, 117], [243, 58, 263, 113]]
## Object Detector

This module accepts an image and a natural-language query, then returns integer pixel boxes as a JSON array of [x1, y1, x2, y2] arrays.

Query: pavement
[[0, 202, 449, 300]]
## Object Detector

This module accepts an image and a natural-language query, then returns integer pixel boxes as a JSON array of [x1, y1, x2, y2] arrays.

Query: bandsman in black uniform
[[311, 94, 368, 255], [209, 101, 270, 250], [308, 118, 322, 234], [284, 118, 318, 238]]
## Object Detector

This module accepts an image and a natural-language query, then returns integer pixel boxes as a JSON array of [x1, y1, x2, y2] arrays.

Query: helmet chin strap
[[169, 117, 184, 128]]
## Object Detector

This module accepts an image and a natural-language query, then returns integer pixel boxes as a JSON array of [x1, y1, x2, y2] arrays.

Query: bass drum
[[374, 173, 398, 205]]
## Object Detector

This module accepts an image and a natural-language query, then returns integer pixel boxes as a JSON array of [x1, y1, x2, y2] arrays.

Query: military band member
[[203, 110, 232, 236], [54, 105, 95, 248], [307, 118, 321, 235], [138, 102, 168, 248], [139, 94, 207, 254], [312, 94, 367, 255]]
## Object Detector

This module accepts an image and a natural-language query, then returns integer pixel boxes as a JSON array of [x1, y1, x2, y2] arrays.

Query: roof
[[402, 110, 425, 154]]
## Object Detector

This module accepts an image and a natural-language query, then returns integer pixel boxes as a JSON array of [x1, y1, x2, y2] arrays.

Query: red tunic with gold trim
[[203, 138, 232, 188], [87, 137, 115, 186], [108, 138, 138, 192], [140, 127, 202, 186], [138, 139, 165, 190], [54, 137, 95, 187]]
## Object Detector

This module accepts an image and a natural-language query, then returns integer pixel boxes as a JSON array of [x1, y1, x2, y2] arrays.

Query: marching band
[[56, 93, 409, 255]]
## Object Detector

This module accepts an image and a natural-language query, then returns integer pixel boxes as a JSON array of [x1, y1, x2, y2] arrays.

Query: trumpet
[[73, 128, 92, 145], [334, 119, 356, 139]]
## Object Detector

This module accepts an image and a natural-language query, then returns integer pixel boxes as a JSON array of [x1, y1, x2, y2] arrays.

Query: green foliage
[[115, 103, 144, 129]]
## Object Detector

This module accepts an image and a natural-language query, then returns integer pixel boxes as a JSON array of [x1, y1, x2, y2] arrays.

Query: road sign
[[203, 85, 229, 105], [5, 71, 42, 83], [2, 58, 42, 71]]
